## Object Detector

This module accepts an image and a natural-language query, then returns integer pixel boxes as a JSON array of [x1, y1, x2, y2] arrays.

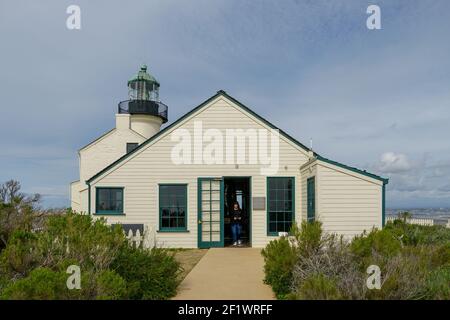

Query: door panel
[[198, 178, 224, 248]]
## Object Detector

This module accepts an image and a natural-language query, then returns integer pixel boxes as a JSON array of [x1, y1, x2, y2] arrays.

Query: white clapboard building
[[70, 65, 388, 248]]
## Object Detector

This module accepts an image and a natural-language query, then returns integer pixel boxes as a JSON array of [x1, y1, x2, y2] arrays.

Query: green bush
[[1, 268, 67, 300], [95, 270, 127, 300], [261, 236, 297, 299], [0, 211, 182, 300], [419, 266, 450, 300], [293, 221, 324, 258], [0, 231, 40, 279], [261, 221, 325, 299], [263, 219, 450, 300], [291, 274, 342, 300], [350, 227, 402, 263], [385, 220, 450, 246], [112, 244, 180, 300]]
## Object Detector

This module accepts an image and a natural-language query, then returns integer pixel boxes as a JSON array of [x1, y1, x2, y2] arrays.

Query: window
[[307, 177, 315, 222], [159, 184, 187, 231], [267, 177, 294, 236], [96, 188, 124, 214], [126, 143, 139, 153]]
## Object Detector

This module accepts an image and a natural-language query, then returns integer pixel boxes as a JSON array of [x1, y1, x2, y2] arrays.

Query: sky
[[0, 0, 449, 209]]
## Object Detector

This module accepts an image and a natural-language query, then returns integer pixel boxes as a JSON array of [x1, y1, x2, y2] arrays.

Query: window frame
[[126, 142, 139, 154], [266, 177, 295, 236], [307, 176, 316, 222], [158, 183, 188, 232], [95, 187, 124, 215]]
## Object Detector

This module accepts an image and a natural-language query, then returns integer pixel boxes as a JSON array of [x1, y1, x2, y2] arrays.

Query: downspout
[[382, 179, 388, 227], [86, 181, 91, 216]]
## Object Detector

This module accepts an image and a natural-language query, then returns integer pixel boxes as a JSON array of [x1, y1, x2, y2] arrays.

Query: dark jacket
[[231, 208, 242, 224]]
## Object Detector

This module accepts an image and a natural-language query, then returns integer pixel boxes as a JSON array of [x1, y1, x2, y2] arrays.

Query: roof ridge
[[316, 155, 388, 184], [86, 91, 318, 183]]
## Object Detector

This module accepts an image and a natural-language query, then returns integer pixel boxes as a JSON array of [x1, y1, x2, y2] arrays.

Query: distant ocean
[[387, 208, 450, 220]]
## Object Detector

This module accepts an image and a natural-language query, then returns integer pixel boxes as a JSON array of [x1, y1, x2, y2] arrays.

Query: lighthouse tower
[[117, 65, 168, 139], [70, 65, 169, 213]]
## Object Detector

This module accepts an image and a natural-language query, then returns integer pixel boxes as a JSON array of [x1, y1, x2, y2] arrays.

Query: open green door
[[307, 177, 315, 222], [198, 178, 224, 248]]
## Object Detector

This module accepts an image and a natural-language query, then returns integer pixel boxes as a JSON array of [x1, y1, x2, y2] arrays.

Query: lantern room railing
[[118, 100, 168, 123]]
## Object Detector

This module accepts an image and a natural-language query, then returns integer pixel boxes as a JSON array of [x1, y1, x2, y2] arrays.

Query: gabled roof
[[316, 155, 388, 184], [79, 127, 145, 152], [86, 90, 387, 184]]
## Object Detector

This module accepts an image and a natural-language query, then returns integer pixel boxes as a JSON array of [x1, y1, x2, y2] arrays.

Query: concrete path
[[173, 248, 275, 300]]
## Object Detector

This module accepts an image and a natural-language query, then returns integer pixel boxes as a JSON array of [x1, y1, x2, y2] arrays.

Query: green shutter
[[307, 177, 315, 222]]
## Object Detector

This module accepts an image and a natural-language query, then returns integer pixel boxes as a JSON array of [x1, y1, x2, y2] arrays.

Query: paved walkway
[[173, 248, 275, 300]]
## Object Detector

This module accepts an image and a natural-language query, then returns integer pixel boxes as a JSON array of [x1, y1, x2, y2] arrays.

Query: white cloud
[[378, 152, 411, 173]]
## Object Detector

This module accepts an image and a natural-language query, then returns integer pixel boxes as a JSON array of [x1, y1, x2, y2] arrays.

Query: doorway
[[224, 177, 251, 247]]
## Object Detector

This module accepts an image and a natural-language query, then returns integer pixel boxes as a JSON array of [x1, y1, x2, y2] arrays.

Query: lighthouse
[[117, 65, 168, 139], [71, 65, 169, 213]]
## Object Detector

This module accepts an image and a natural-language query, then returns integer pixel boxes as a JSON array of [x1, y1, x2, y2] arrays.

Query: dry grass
[[173, 249, 208, 280]]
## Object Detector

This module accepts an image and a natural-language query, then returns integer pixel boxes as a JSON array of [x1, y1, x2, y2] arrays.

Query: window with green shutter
[[267, 177, 295, 236], [159, 184, 188, 231]]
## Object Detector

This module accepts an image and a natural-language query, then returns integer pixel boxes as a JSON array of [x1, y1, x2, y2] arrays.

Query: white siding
[[89, 96, 311, 248], [316, 161, 383, 239], [300, 161, 317, 222]]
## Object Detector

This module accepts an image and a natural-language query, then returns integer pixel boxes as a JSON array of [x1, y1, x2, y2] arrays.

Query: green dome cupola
[[127, 65, 160, 101], [118, 65, 168, 123]]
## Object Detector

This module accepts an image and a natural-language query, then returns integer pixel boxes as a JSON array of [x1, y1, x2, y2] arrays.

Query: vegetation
[[0, 180, 181, 300], [262, 219, 450, 300]]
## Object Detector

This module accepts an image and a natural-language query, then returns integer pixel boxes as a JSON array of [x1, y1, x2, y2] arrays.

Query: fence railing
[[387, 216, 450, 228]]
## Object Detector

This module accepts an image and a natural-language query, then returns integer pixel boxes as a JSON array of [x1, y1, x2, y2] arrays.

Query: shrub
[[350, 227, 402, 265], [95, 270, 127, 300], [290, 224, 366, 300], [263, 219, 450, 300], [292, 221, 324, 258], [419, 266, 450, 300], [291, 274, 342, 300], [0, 268, 67, 300], [385, 220, 450, 246], [0, 211, 182, 300], [261, 236, 297, 299], [0, 231, 40, 279], [112, 245, 181, 300]]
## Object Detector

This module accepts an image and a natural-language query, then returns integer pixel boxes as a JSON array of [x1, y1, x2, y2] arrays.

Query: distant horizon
[[1, 1, 450, 208]]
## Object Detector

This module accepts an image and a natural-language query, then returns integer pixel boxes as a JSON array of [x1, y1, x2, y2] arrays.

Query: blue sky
[[0, 0, 450, 208]]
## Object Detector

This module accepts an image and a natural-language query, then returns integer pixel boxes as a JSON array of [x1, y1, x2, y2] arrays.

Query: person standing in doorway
[[231, 201, 243, 246]]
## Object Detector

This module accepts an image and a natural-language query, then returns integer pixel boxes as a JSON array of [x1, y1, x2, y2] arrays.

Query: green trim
[[266, 176, 296, 237], [249, 176, 252, 246], [316, 155, 389, 184], [158, 184, 188, 232], [95, 187, 124, 215], [197, 177, 224, 248], [157, 230, 190, 233], [307, 177, 316, 222], [87, 90, 315, 184], [87, 182, 91, 215], [222, 176, 252, 246], [382, 182, 387, 227]]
